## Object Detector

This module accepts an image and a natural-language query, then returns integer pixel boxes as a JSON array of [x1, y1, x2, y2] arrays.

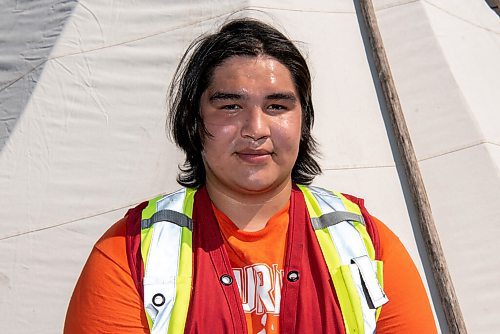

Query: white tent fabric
[[375, 1, 500, 332], [1, 0, 499, 333]]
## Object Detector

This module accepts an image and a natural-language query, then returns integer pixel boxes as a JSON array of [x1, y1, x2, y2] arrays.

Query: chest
[[183, 193, 345, 334]]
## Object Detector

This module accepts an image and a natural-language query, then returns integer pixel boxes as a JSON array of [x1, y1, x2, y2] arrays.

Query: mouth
[[235, 149, 273, 163]]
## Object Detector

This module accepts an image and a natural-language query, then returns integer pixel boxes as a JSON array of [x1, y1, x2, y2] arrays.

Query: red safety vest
[[125, 185, 383, 333]]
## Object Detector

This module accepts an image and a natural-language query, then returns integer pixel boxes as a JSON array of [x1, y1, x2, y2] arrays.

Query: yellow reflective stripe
[[375, 260, 384, 320], [339, 265, 364, 333], [297, 184, 322, 218], [335, 192, 361, 215], [303, 185, 359, 332], [314, 229, 342, 272], [142, 195, 163, 220], [167, 227, 193, 334], [140, 196, 162, 270], [141, 189, 196, 333], [145, 307, 153, 330], [183, 188, 196, 219], [315, 229, 359, 333], [140, 226, 154, 271], [140, 223, 155, 330], [140, 197, 163, 330], [337, 193, 375, 261], [168, 189, 195, 333]]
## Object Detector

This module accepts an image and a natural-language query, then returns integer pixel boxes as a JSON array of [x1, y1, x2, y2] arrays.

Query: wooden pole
[[358, 1, 468, 333]]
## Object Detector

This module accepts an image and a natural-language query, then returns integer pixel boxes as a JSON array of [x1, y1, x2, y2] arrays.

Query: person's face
[[200, 55, 302, 196]]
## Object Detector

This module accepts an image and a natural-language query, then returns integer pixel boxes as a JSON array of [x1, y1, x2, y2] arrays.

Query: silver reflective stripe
[[328, 221, 368, 265], [144, 221, 182, 333], [157, 188, 186, 212], [311, 211, 365, 230], [143, 188, 187, 334], [142, 210, 192, 230], [309, 186, 346, 212]]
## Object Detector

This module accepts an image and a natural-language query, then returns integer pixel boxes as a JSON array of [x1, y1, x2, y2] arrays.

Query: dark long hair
[[168, 18, 321, 188]]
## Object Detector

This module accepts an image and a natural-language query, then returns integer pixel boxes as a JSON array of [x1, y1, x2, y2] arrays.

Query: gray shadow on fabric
[[353, 1, 449, 333], [0, 0, 79, 152]]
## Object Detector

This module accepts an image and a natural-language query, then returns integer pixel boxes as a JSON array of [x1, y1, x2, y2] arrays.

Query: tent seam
[[0, 8, 236, 93], [418, 140, 500, 161], [422, 0, 500, 34], [376, 0, 420, 12], [320, 141, 500, 171], [0, 200, 147, 240], [247, 5, 353, 14]]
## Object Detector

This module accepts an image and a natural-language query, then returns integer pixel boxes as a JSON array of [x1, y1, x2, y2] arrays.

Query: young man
[[65, 19, 437, 333]]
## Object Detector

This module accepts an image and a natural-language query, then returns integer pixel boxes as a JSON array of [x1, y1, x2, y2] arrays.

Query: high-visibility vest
[[139, 185, 388, 334]]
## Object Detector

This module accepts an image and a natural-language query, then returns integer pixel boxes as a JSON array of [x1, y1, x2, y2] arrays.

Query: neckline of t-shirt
[[212, 200, 290, 241]]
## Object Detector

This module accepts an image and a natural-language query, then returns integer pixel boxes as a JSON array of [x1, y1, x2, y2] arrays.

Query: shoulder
[[64, 215, 149, 333], [370, 216, 437, 332], [92, 217, 129, 271]]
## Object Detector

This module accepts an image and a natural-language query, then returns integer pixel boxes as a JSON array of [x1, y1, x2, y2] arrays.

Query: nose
[[241, 106, 271, 141]]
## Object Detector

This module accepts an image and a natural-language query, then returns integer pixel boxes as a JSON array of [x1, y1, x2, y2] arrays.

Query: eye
[[221, 104, 241, 111], [268, 104, 287, 111]]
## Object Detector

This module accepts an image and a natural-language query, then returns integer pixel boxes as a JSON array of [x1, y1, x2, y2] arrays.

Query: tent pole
[[358, 1, 467, 333]]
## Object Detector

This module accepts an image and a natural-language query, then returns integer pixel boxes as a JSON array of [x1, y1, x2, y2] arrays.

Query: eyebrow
[[209, 92, 244, 101], [266, 92, 297, 101], [208, 91, 297, 102]]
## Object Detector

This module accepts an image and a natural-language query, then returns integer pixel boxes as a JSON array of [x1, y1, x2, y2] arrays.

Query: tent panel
[[422, 0, 500, 144], [420, 143, 500, 332], [259, 9, 397, 168], [0, 0, 78, 152], [377, 1, 484, 161], [0, 26, 193, 240], [50, 0, 247, 58], [7, 0, 499, 332], [0, 209, 126, 334]]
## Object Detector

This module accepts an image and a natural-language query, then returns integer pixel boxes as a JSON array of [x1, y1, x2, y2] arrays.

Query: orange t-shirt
[[64, 204, 437, 334], [213, 202, 290, 333]]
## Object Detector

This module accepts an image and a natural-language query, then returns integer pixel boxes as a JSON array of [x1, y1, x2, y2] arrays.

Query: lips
[[235, 148, 273, 163]]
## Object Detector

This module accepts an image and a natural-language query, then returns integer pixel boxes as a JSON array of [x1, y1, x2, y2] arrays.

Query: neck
[[205, 179, 293, 232]]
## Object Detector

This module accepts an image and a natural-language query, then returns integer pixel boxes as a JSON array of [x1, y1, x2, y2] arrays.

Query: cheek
[[203, 123, 239, 151], [271, 116, 302, 151]]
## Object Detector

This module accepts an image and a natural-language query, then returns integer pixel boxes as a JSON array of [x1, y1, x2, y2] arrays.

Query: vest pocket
[[339, 257, 388, 334], [349, 257, 388, 309]]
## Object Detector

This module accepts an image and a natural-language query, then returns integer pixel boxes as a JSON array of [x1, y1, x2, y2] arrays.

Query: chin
[[235, 176, 290, 194]]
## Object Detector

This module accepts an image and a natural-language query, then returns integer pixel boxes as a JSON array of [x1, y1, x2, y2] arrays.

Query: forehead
[[206, 55, 297, 92]]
